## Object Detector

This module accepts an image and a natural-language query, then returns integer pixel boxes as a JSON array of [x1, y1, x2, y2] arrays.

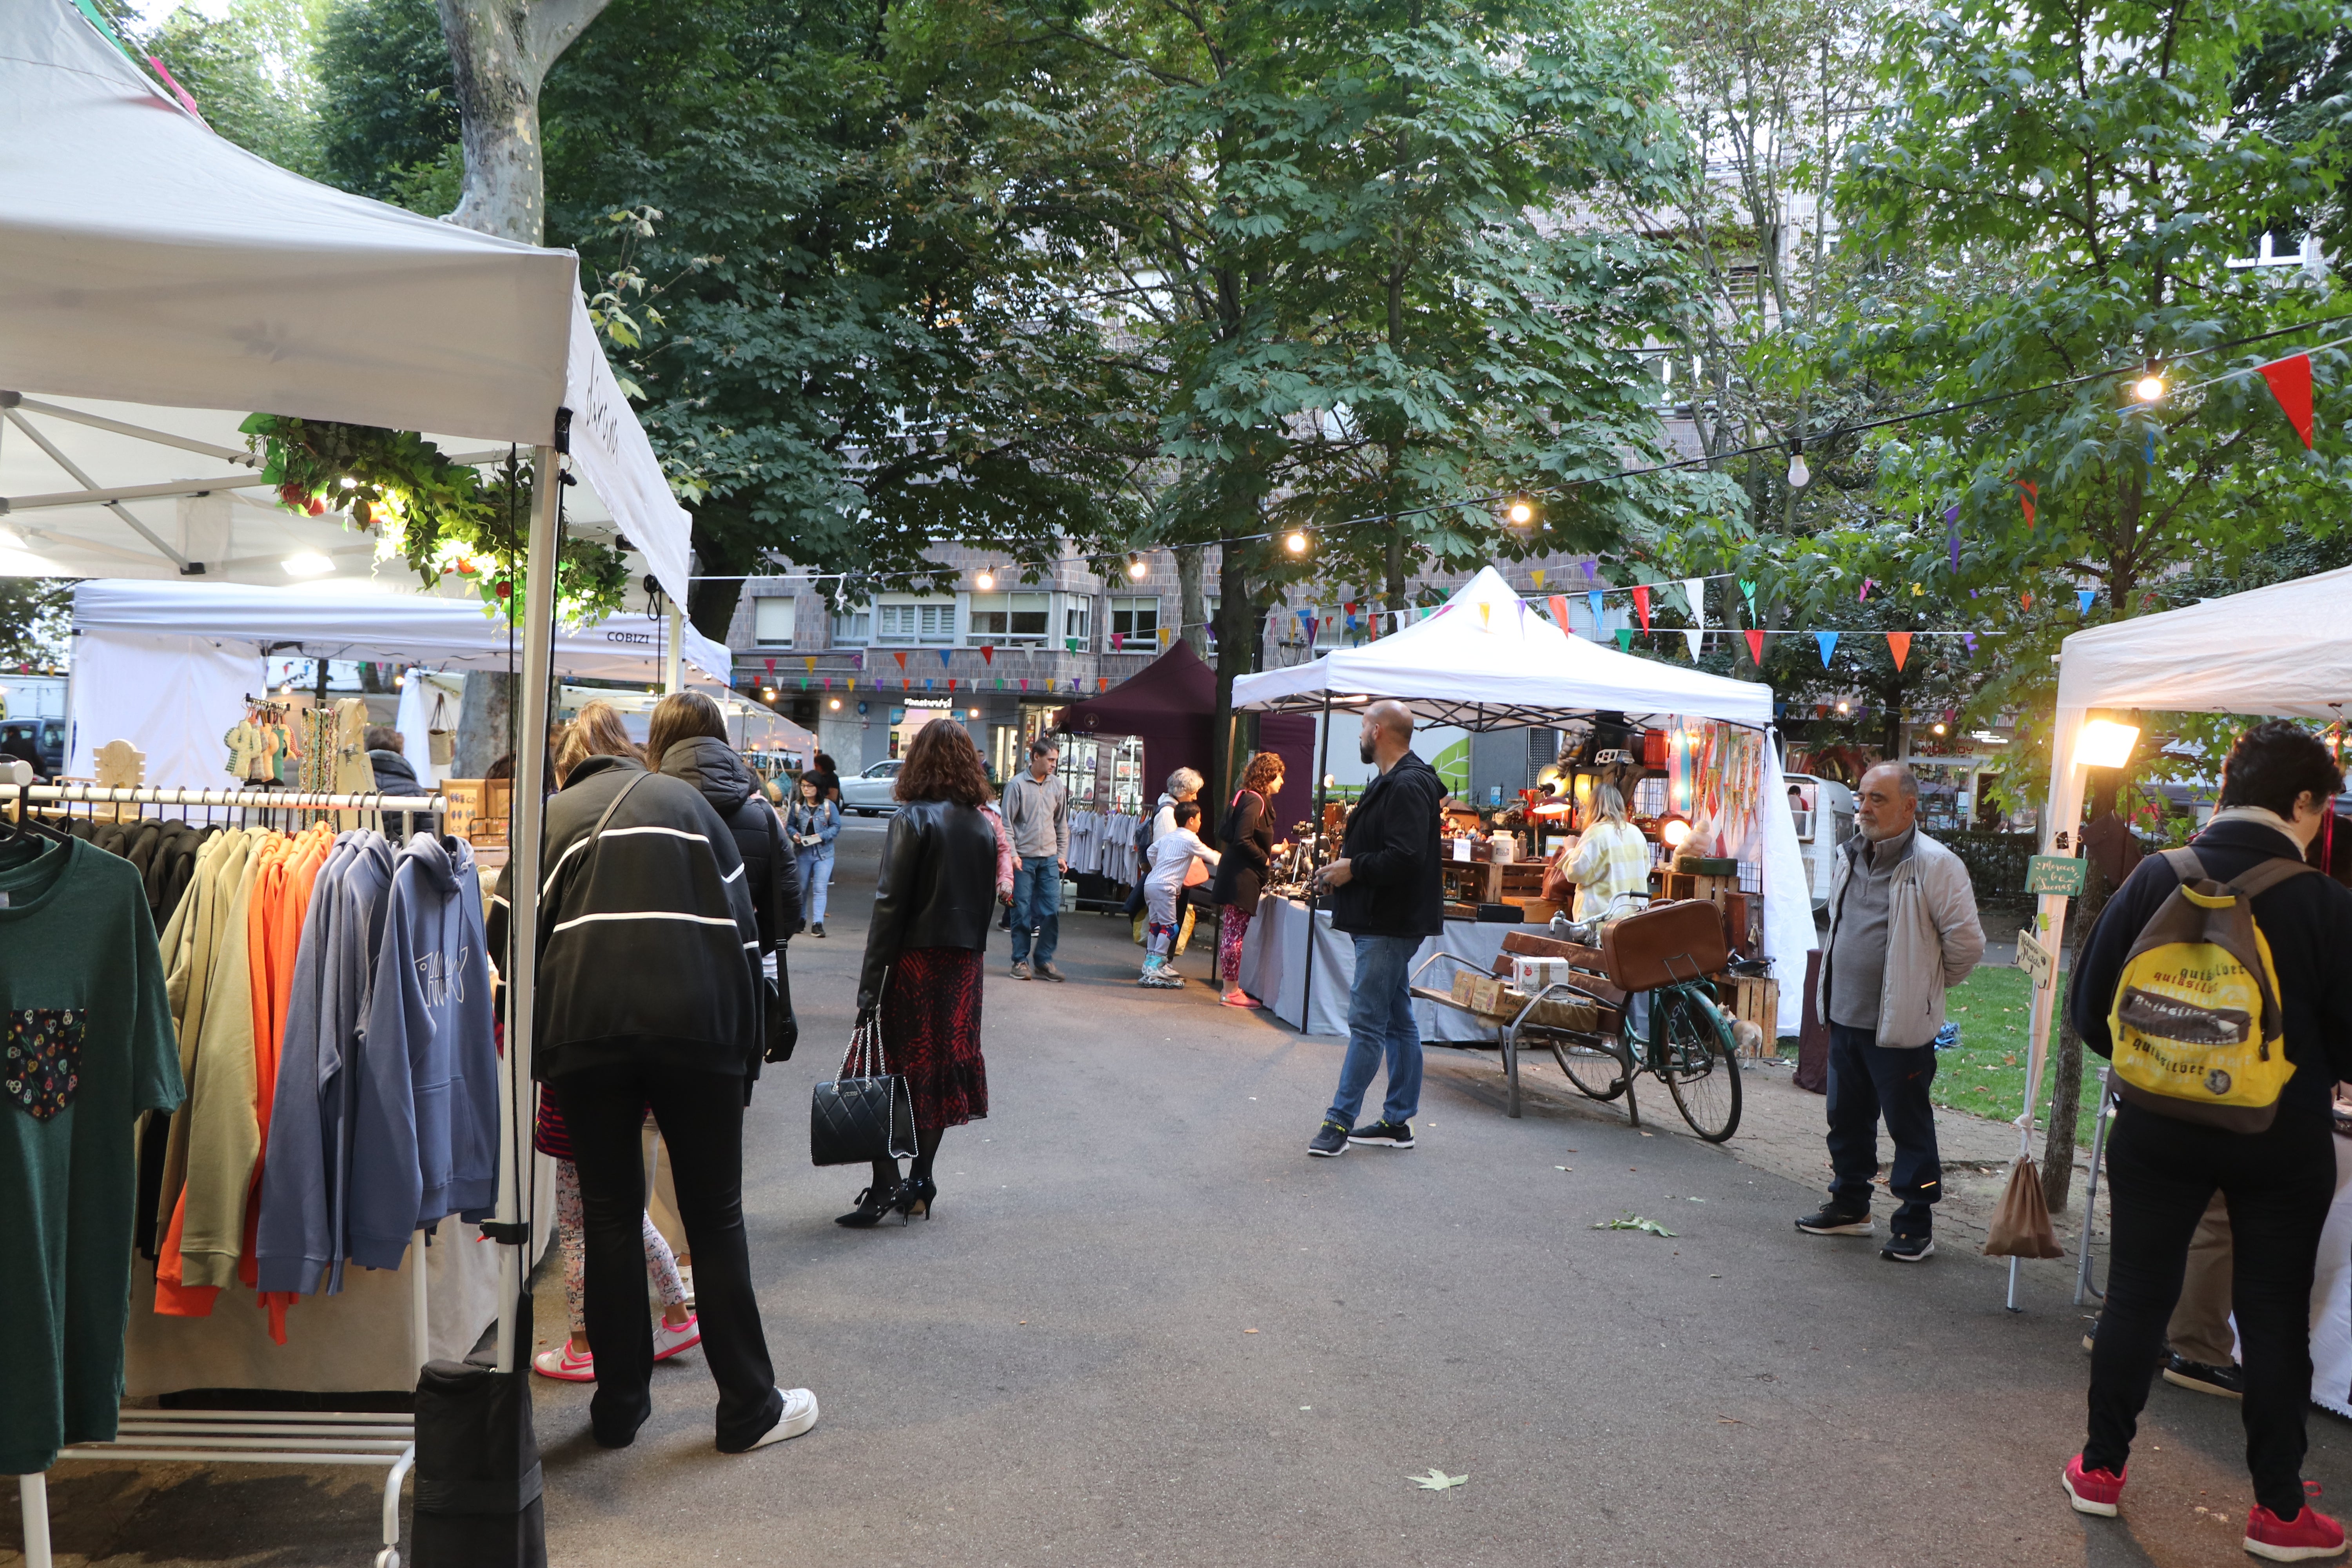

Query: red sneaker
[[2063, 1454, 2125, 1517], [2244, 1501, 2347, 1561]]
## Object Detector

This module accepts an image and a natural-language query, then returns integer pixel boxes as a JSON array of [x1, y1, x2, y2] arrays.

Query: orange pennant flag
[[1743, 629, 1764, 664], [1886, 631, 1911, 671]]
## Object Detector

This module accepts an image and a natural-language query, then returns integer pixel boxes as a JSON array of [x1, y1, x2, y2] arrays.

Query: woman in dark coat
[[1210, 750, 1285, 1007], [843, 720, 1000, 1227]]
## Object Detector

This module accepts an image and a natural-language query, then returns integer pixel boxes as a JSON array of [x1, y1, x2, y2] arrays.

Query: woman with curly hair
[[840, 720, 1001, 1228], [1209, 750, 1287, 1006]]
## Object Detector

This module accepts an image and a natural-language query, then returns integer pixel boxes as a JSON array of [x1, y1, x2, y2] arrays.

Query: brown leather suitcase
[[1600, 899, 1730, 991]]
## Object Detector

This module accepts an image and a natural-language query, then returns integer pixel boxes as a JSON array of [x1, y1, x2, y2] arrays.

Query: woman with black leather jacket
[[840, 720, 1000, 1227]]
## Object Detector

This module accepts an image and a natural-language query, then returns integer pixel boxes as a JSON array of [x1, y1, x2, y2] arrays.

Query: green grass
[[1784, 965, 2104, 1147]]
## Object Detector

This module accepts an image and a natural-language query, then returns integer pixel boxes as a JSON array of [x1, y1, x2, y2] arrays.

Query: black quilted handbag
[[810, 1000, 915, 1167]]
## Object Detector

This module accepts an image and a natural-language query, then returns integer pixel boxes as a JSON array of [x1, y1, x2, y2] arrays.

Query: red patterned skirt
[[880, 946, 988, 1134]]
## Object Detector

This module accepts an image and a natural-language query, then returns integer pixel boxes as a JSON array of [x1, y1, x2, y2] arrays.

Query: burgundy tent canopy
[[1054, 641, 1317, 835]]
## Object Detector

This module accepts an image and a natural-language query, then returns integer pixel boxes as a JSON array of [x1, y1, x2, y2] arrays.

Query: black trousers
[[552, 1065, 782, 1450], [1824, 1022, 1942, 1234], [2084, 1102, 2334, 1517]]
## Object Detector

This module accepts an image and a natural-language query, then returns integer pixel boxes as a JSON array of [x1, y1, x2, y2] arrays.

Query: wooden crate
[[1721, 975, 1780, 1056]]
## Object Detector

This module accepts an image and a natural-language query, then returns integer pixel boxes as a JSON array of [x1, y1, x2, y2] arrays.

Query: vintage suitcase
[[1599, 899, 1730, 991]]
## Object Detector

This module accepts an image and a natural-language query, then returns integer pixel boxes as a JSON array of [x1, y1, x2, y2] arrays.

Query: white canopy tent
[[65, 579, 735, 788], [0, 0, 693, 1408], [1233, 566, 1810, 1031], [0, 0, 689, 610]]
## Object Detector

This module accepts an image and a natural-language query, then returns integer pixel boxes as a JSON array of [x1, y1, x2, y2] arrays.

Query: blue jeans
[[1824, 1022, 1941, 1234], [1010, 854, 1060, 965], [796, 845, 834, 925], [1327, 933, 1424, 1128]]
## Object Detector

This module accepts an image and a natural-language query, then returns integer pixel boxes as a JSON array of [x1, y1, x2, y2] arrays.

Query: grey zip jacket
[[1816, 828, 1986, 1048]]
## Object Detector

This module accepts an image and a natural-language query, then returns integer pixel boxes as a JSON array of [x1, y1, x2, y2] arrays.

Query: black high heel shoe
[[894, 1175, 938, 1221], [835, 1183, 902, 1228]]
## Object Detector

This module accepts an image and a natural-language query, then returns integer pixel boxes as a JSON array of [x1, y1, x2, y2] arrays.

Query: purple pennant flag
[[1581, 559, 1597, 583], [1945, 504, 1961, 572], [1962, 634, 1978, 655]]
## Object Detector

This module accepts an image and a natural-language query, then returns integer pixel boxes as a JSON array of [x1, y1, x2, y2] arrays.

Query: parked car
[[839, 758, 905, 815], [0, 715, 64, 779]]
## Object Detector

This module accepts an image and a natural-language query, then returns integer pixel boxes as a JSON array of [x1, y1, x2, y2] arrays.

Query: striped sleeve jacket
[[528, 755, 764, 1082]]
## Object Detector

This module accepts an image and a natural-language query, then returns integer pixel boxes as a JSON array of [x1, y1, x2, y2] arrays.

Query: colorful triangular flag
[[1614, 628, 1633, 652], [1743, 629, 1764, 664], [2077, 588, 2095, 614], [1945, 504, 1961, 571], [1632, 585, 1651, 630], [2259, 354, 2316, 447], [893, 650, 907, 670], [1886, 632, 1911, 671], [980, 645, 995, 664], [1814, 630, 1838, 666], [1587, 590, 1604, 627], [1532, 568, 1546, 588], [2018, 480, 2038, 527], [1548, 594, 1570, 630]]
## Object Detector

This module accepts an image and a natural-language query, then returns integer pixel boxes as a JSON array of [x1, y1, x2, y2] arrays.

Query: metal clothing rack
[[5, 781, 454, 1568]]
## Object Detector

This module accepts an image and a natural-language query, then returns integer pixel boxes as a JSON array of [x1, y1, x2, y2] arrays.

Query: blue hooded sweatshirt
[[256, 832, 397, 1294], [346, 832, 497, 1272]]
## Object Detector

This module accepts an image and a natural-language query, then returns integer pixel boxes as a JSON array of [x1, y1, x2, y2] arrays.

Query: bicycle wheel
[[1551, 1036, 1628, 1102], [1657, 988, 1742, 1142]]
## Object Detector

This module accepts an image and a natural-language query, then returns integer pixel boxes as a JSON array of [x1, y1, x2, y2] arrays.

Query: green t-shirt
[[0, 835, 184, 1473]]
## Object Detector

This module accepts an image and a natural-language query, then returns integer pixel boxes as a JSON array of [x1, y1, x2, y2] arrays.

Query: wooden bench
[[1407, 930, 1630, 1118]]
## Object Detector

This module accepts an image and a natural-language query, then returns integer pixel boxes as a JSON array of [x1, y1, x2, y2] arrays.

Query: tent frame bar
[[4, 408, 187, 567]]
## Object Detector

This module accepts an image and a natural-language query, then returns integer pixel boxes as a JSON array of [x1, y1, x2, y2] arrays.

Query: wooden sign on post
[[2025, 855, 2088, 898], [2015, 926, 2054, 989]]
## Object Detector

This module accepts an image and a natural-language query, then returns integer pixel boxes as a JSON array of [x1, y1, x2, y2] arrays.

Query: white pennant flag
[[1682, 578, 1706, 659]]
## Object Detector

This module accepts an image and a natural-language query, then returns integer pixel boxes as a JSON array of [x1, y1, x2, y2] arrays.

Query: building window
[[877, 599, 956, 645], [1201, 595, 1218, 650], [753, 597, 796, 646], [830, 604, 871, 646], [967, 591, 1050, 645], [1107, 595, 1158, 645], [1062, 596, 1092, 651]]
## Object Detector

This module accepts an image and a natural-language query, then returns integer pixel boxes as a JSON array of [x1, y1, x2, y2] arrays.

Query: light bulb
[[1836, 699, 1850, 715], [761, 687, 777, 702], [394, 672, 407, 689], [968, 707, 981, 718], [1505, 499, 1535, 526], [1787, 452, 1811, 489], [2134, 374, 2165, 403], [1932, 722, 1946, 735], [1285, 530, 1309, 555], [828, 697, 842, 710], [1127, 555, 1148, 580], [976, 568, 995, 591]]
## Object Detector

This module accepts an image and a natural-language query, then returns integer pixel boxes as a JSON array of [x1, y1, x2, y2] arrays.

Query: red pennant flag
[[980, 645, 995, 664], [893, 650, 907, 670], [2021, 592, 2034, 612], [1743, 629, 1764, 664], [764, 657, 776, 675], [2018, 481, 2038, 527], [2259, 354, 2316, 447], [1886, 631, 1911, 671], [1547, 594, 1570, 631], [1632, 585, 1651, 630], [947, 677, 956, 690], [1098, 677, 1108, 691]]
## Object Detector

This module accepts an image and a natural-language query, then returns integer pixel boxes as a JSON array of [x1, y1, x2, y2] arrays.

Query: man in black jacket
[[2062, 720, 2352, 1553], [1307, 700, 1444, 1156]]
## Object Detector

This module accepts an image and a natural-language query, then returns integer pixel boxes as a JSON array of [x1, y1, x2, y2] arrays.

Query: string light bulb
[[1284, 530, 1309, 556], [2134, 372, 2166, 403], [1127, 554, 1149, 580], [1932, 721, 1946, 735], [1504, 496, 1537, 528], [1787, 442, 1811, 490], [976, 566, 996, 591], [828, 697, 842, 710], [1836, 698, 1851, 715]]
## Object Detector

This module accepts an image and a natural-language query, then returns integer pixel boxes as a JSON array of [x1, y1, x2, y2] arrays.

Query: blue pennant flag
[[2077, 588, 2096, 614], [1586, 590, 1604, 626], [1815, 630, 1839, 666]]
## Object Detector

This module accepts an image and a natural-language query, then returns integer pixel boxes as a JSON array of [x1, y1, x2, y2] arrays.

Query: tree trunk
[[433, 0, 613, 245], [1175, 544, 1209, 661], [453, 669, 516, 778], [1210, 544, 1253, 810], [2042, 857, 2109, 1213]]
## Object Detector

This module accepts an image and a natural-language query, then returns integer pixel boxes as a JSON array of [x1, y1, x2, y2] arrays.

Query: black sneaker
[[2083, 1318, 2099, 1354], [1881, 1233, 1935, 1263], [2162, 1353, 2245, 1399], [1346, 1120, 1416, 1149], [811, 923, 826, 938], [1795, 1205, 1873, 1236], [1307, 1120, 1350, 1157]]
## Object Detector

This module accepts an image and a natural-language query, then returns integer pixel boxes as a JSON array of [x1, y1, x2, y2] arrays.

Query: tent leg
[[1296, 692, 1334, 1034], [2006, 1256, 2022, 1314], [20, 1472, 51, 1568], [665, 603, 683, 696], [2074, 1069, 2115, 1307]]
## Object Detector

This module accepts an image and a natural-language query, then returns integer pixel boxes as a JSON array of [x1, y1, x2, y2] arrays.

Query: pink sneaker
[[2245, 1499, 2347, 1561], [653, 1314, 702, 1362], [2063, 1454, 2124, 1517], [1221, 990, 1261, 1008], [532, 1341, 594, 1382]]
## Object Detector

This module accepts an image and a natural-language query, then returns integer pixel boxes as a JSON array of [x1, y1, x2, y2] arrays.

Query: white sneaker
[[532, 1342, 595, 1382], [730, 1388, 819, 1452], [675, 1263, 695, 1306], [653, 1313, 701, 1361]]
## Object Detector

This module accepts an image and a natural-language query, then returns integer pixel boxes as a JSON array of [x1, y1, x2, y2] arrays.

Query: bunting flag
[[1111, 632, 1123, 650], [1963, 634, 1977, 655], [980, 645, 995, 664], [947, 677, 956, 691], [1814, 630, 1838, 666], [2018, 480, 2038, 527], [1945, 503, 1961, 571], [1910, 583, 1923, 597], [2021, 592, 2034, 612], [1743, 629, 1764, 664], [1738, 579, 1757, 615], [893, 650, 908, 670], [1859, 578, 1874, 603], [1477, 603, 1491, 628], [938, 650, 952, 668], [804, 657, 816, 675], [1886, 631, 1912, 671], [1158, 628, 1170, 647], [822, 678, 830, 691], [1682, 577, 1704, 660], [1020, 679, 1029, 691], [2077, 588, 2096, 614], [1296, 609, 1315, 640], [1099, 678, 1109, 691], [924, 678, 933, 690], [1581, 559, 1597, 583], [1614, 628, 1633, 652], [1586, 589, 1605, 628], [1632, 584, 1652, 629], [1548, 594, 1570, 630], [2259, 353, 2316, 447], [1532, 568, 1547, 588]]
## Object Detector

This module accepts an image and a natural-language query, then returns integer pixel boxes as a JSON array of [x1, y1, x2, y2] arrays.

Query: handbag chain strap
[[838, 964, 893, 1078]]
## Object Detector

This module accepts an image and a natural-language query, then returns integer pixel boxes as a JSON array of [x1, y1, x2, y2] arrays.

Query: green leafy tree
[[316, 0, 460, 205], [0, 581, 71, 670], [125, 0, 331, 179]]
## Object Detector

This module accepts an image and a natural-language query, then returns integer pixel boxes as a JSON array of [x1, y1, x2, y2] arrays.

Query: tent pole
[[494, 440, 562, 1374], [1297, 691, 1335, 1034], [2007, 700, 2089, 1310], [665, 601, 684, 695]]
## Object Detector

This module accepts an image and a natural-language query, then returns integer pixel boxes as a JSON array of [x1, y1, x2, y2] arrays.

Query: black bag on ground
[[412, 1282, 545, 1567], [810, 1005, 915, 1167]]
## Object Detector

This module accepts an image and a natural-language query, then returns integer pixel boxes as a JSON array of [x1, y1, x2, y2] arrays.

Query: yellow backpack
[[2107, 846, 2316, 1132]]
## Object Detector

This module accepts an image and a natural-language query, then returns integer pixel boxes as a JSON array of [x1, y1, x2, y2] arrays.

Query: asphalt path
[[16, 823, 2350, 1567]]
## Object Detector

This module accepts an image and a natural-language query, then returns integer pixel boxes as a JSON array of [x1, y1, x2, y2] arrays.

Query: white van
[[1785, 774, 1855, 911]]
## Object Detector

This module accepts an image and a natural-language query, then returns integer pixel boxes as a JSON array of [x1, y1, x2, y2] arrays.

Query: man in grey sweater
[[1796, 762, 1985, 1262], [1001, 738, 1071, 981]]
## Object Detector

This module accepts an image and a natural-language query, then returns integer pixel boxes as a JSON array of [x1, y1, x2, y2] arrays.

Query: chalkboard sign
[[2025, 855, 2088, 897]]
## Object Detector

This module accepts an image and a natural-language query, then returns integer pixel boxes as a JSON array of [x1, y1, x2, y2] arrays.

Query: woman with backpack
[[2062, 720, 2352, 1560]]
